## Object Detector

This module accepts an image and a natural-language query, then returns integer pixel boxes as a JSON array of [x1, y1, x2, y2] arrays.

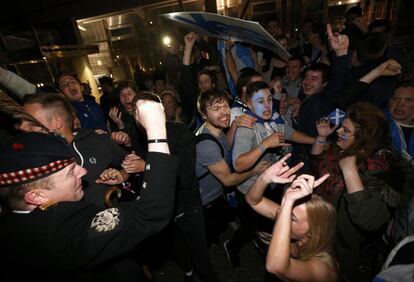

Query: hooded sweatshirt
[[70, 128, 127, 206]]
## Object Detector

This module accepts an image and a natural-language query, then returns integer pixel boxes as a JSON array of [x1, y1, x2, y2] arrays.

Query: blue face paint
[[341, 131, 347, 140], [252, 89, 271, 119]]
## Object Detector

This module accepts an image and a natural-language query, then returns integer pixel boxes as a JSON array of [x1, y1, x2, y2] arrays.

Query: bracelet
[[258, 143, 266, 153], [315, 137, 326, 145], [147, 139, 167, 143]]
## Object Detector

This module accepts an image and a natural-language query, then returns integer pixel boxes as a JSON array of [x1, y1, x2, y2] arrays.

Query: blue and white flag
[[217, 40, 237, 97], [328, 108, 345, 127], [218, 41, 256, 97], [162, 11, 291, 61], [233, 44, 255, 71]]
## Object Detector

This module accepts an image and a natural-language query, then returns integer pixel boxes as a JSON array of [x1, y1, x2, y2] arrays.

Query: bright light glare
[[162, 36, 171, 46]]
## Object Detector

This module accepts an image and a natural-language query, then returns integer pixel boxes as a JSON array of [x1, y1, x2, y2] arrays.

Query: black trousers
[[171, 204, 219, 282], [203, 195, 230, 247], [227, 189, 275, 254]]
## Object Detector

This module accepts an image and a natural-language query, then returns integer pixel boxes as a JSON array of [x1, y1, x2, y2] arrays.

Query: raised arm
[[179, 32, 199, 123], [183, 32, 196, 66], [246, 154, 303, 219], [334, 59, 402, 109], [339, 156, 391, 231], [224, 41, 239, 85], [311, 118, 336, 155], [135, 99, 170, 155], [266, 174, 334, 282], [60, 99, 177, 268], [324, 24, 351, 100]]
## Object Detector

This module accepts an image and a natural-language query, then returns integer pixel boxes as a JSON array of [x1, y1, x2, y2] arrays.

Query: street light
[[162, 36, 171, 47]]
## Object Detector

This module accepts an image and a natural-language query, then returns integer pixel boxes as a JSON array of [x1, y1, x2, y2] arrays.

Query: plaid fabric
[[315, 152, 345, 205], [315, 150, 389, 206], [0, 159, 74, 186]]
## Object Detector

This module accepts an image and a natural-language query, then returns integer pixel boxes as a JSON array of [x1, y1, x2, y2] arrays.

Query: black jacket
[[0, 152, 178, 282], [71, 128, 127, 206], [133, 121, 201, 215]]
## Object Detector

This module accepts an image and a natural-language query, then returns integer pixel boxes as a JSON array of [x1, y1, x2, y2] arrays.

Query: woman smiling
[[311, 102, 414, 281]]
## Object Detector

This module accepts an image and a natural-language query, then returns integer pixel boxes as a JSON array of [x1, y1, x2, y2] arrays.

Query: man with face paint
[[223, 81, 315, 267], [233, 81, 315, 182], [226, 68, 264, 146]]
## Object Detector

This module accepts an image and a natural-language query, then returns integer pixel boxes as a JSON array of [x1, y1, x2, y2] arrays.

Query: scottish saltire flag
[[217, 40, 237, 97], [233, 44, 255, 72], [218, 41, 256, 97], [162, 11, 291, 61], [328, 108, 345, 127]]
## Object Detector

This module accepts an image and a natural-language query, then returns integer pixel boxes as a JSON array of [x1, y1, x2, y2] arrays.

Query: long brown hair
[[339, 102, 392, 163]]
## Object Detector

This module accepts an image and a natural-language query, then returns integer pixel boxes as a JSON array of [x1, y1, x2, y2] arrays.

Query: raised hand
[[184, 32, 196, 48], [134, 99, 166, 139], [327, 24, 349, 57], [284, 173, 330, 202], [224, 39, 236, 51], [109, 107, 124, 130], [316, 117, 337, 138], [376, 59, 402, 77], [261, 153, 304, 184]]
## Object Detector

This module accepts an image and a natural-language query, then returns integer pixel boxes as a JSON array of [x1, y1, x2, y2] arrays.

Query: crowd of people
[[1, 5, 414, 282]]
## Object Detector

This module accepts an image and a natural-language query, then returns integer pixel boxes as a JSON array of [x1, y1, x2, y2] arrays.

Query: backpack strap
[[195, 133, 224, 180], [195, 133, 224, 157]]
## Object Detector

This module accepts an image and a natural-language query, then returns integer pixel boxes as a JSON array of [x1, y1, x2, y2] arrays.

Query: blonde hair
[[298, 195, 337, 269]]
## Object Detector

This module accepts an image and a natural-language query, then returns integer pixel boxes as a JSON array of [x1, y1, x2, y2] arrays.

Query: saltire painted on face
[[252, 90, 272, 119]]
